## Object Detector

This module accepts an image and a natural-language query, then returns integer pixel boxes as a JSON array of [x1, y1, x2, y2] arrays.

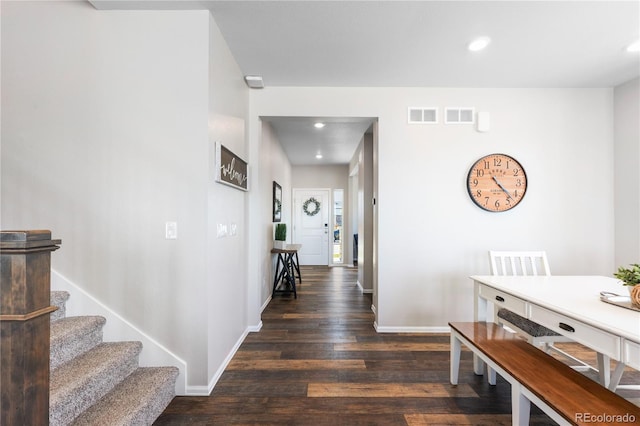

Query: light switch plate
[[217, 224, 227, 238], [165, 222, 177, 239]]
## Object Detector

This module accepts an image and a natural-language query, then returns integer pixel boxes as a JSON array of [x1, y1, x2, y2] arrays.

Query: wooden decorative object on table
[[630, 285, 640, 308]]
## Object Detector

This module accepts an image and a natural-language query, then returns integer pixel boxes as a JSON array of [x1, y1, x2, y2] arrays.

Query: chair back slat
[[489, 251, 551, 276]]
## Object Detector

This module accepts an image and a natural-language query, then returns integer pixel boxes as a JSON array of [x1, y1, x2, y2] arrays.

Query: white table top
[[471, 275, 640, 344]]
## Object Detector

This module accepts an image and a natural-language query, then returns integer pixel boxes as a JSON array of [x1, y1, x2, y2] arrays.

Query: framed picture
[[215, 142, 248, 191], [273, 181, 282, 222]]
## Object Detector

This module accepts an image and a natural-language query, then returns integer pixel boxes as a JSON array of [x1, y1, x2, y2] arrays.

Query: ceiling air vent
[[445, 107, 475, 124], [408, 107, 438, 124]]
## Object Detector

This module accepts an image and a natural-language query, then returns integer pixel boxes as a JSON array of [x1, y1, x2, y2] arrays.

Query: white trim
[[375, 326, 451, 333], [187, 328, 250, 396], [260, 295, 271, 313], [356, 280, 373, 294], [370, 304, 377, 315], [51, 269, 188, 395], [183, 385, 210, 396], [247, 321, 263, 333]]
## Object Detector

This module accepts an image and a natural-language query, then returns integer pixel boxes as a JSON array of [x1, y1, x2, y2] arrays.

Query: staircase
[[49, 291, 178, 426]]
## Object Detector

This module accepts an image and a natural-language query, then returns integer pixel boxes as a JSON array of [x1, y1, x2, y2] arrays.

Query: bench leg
[[487, 365, 497, 385], [473, 354, 485, 376], [511, 382, 531, 426], [450, 332, 461, 385]]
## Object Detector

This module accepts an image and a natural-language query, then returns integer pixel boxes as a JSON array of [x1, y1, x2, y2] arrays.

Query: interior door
[[293, 189, 330, 265]]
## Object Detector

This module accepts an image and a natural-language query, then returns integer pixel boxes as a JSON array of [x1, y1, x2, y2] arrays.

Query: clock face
[[467, 153, 527, 212]]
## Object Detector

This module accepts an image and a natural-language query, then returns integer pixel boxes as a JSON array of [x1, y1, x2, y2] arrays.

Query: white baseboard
[[260, 295, 271, 313], [247, 321, 263, 333], [356, 280, 373, 294], [188, 327, 250, 396], [374, 325, 451, 333], [52, 270, 188, 395]]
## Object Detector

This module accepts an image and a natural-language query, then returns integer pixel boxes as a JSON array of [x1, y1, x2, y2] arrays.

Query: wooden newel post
[[1, 230, 61, 426]]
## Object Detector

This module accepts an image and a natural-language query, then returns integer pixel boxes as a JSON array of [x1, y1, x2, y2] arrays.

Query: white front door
[[293, 189, 330, 265]]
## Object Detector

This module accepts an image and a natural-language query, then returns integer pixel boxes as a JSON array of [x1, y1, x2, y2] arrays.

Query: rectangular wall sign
[[215, 142, 248, 191]]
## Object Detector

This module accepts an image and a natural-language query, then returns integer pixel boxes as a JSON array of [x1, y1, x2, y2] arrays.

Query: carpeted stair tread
[[71, 367, 179, 426], [50, 316, 106, 370], [48, 290, 176, 425], [50, 341, 142, 426], [51, 291, 70, 322]]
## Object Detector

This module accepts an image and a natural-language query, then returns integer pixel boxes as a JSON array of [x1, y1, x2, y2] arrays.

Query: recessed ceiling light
[[626, 40, 640, 53], [315, 153, 323, 159], [468, 37, 491, 52], [314, 122, 325, 129]]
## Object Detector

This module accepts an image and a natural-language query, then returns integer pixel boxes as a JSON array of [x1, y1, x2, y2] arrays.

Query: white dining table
[[471, 275, 640, 390]]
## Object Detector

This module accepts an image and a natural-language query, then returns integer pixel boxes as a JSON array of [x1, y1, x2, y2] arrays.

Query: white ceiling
[[263, 117, 375, 166], [90, 0, 640, 164]]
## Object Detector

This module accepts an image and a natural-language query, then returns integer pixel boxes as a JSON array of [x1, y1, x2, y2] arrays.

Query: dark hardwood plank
[[155, 265, 639, 425]]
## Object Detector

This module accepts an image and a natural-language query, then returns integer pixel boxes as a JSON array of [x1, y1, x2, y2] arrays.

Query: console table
[[271, 244, 302, 298]]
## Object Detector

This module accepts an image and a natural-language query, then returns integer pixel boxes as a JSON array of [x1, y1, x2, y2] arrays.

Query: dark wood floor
[[155, 266, 639, 425]]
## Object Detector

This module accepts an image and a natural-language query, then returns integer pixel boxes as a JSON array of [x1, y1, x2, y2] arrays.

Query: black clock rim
[[466, 153, 527, 213]]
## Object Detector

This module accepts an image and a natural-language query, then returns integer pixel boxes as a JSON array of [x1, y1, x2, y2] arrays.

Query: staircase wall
[[52, 270, 187, 395]]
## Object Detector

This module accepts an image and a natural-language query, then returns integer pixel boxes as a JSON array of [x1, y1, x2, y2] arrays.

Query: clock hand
[[492, 176, 514, 201]]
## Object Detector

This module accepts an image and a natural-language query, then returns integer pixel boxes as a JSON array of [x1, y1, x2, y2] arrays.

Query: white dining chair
[[488, 251, 605, 377]]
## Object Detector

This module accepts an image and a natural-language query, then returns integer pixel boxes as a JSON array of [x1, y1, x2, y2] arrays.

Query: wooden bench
[[449, 322, 640, 426]]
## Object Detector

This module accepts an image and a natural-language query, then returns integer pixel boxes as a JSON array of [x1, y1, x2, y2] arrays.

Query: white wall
[[614, 77, 640, 267], [205, 13, 250, 392], [291, 165, 349, 189], [249, 87, 615, 331], [1, 1, 249, 393], [257, 122, 293, 308]]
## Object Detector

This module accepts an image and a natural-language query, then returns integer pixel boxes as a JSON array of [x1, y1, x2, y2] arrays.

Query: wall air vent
[[408, 107, 438, 124], [445, 107, 475, 124]]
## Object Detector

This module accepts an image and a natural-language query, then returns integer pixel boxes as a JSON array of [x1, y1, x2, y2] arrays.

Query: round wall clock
[[467, 153, 527, 212]]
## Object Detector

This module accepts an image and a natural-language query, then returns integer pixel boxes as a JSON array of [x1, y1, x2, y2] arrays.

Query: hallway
[[155, 266, 633, 425]]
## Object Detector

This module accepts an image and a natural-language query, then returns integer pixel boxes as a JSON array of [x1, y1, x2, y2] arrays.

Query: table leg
[[283, 253, 296, 298], [272, 254, 283, 297], [608, 361, 626, 391], [597, 353, 611, 388], [272, 253, 297, 298], [293, 252, 302, 284], [474, 280, 487, 375]]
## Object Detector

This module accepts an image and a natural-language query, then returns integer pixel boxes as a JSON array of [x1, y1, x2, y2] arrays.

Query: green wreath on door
[[303, 197, 321, 216]]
